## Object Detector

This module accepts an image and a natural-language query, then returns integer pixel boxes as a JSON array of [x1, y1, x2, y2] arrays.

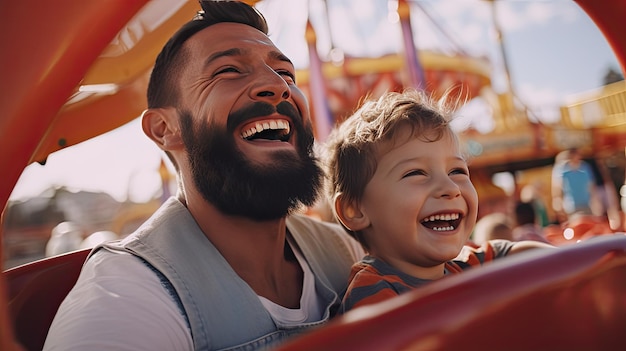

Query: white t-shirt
[[44, 241, 320, 350], [258, 236, 321, 324]]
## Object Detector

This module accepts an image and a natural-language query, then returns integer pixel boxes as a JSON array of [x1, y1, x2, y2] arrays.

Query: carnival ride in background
[[1, 0, 626, 350]]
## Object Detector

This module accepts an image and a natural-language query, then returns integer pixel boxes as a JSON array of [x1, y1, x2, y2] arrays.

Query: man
[[552, 148, 599, 222], [44, 2, 364, 350]]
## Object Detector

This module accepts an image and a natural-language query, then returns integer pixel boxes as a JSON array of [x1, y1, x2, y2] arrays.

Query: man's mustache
[[227, 101, 304, 133]]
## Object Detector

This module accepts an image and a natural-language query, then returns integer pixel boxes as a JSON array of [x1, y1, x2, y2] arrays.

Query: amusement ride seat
[[4, 248, 90, 351]]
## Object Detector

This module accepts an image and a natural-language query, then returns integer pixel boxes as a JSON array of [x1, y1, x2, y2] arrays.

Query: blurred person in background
[[79, 230, 119, 250], [511, 201, 551, 244], [520, 182, 551, 227], [551, 148, 600, 222], [472, 212, 513, 245], [45, 221, 83, 257]]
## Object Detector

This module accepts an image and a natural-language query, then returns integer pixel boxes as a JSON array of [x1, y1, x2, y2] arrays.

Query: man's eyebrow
[[269, 50, 293, 65], [205, 48, 244, 67], [204, 48, 293, 67]]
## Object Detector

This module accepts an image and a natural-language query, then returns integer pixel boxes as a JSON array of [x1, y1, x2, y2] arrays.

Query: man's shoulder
[[86, 247, 149, 275], [287, 214, 365, 263], [287, 213, 345, 236], [45, 248, 192, 350]]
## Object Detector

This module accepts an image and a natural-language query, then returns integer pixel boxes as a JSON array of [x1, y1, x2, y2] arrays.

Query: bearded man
[[44, 2, 364, 350]]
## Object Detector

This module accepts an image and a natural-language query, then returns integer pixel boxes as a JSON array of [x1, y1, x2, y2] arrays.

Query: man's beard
[[180, 101, 323, 221]]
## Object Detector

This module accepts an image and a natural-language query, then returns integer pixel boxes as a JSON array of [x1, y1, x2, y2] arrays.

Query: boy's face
[[359, 129, 478, 279]]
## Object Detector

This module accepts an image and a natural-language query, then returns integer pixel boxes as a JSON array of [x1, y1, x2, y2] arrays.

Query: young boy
[[322, 89, 553, 312]]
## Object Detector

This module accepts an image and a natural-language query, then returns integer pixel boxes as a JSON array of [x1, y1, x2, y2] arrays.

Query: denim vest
[[96, 197, 360, 350]]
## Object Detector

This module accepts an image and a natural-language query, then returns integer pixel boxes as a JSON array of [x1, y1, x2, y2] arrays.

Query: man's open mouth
[[420, 212, 462, 231], [241, 119, 291, 141]]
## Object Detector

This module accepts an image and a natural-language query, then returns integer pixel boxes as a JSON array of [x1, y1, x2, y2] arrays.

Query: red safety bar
[[276, 234, 626, 351]]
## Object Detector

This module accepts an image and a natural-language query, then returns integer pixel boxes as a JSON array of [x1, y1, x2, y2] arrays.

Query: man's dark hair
[[147, 1, 269, 108]]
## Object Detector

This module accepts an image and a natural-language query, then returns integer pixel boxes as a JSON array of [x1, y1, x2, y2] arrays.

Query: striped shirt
[[340, 240, 516, 312]]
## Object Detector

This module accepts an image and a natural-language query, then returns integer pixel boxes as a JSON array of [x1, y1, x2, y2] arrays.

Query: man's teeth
[[241, 120, 290, 139]]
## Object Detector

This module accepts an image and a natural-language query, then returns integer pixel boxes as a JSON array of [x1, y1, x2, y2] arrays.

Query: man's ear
[[334, 193, 370, 231], [141, 108, 184, 151]]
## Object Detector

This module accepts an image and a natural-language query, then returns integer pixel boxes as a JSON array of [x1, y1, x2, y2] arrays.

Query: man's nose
[[250, 68, 290, 102]]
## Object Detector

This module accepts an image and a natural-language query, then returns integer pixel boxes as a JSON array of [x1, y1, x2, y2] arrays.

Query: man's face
[[176, 23, 322, 220]]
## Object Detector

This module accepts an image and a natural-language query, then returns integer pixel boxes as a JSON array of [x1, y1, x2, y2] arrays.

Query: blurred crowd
[[471, 148, 624, 247]]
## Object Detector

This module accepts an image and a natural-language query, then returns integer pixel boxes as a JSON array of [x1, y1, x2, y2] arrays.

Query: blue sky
[[9, 0, 622, 202]]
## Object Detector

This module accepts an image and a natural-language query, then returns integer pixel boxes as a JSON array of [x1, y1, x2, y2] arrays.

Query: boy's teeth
[[422, 213, 460, 222], [432, 226, 454, 231]]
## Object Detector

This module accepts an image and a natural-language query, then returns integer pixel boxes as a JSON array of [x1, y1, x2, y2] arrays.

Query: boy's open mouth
[[420, 212, 462, 232]]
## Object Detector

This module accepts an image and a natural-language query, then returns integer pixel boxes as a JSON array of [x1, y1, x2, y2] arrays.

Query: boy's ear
[[334, 193, 370, 231], [141, 108, 184, 151]]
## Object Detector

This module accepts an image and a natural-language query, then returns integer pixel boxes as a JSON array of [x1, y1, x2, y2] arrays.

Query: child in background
[[511, 201, 551, 243], [322, 89, 553, 312], [472, 212, 513, 245]]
